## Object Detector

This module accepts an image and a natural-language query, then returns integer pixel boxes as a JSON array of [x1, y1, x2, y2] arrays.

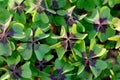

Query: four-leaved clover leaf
[[0, 16, 25, 56], [51, 24, 87, 59], [74, 39, 107, 78], [85, 6, 116, 42], [17, 28, 50, 60]]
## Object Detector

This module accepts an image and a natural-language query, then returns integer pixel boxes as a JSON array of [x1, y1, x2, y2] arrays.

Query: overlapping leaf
[[74, 39, 107, 78], [17, 28, 50, 60], [51, 24, 87, 59], [0, 16, 25, 56], [85, 6, 116, 42]]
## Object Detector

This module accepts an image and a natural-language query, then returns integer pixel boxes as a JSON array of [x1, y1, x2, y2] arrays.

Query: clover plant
[[0, 0, 120, 80]]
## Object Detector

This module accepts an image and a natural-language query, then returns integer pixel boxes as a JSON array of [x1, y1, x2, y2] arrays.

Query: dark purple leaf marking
[[94, 18, 108, 33], [35, 60, 47, 71], [65, 15, 76, 26], [89, 59, 96, 66], [7, 28, 14, 37], [50, 69, 66, 80], [74, 8, 88, 15], [89, 50, 96, 58], [9, 64, 22, 79], [81, 51, 97, 67], [0, 37, 8, 44], [56, 69, 64, 74]]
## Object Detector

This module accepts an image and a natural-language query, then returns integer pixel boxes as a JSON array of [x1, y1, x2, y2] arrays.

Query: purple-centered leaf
[[9, 64, 22, 79], [35, 60, 47, 71], [51, 25, 87, 59], [0, 17, 13, 56], [17, 28, 49, 60], [94, 18, 108, 33], [81, 50, 97, 67], [61, 32, 79, 50], [65, 16, 76, 26]]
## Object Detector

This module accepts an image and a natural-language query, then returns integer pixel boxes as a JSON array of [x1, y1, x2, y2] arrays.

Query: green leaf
[[49, 42, 61, 49], [32, 11, 41, 22], [100, 6, 111, 19], [109, 0, 120, 7], [63, 63, 74, 73], [67, 6, 75, 15], [69, 0, 77, 3], [112, 18, 120, 31], [116, 40, 120, 49], [6, 55, 20, 66], [53, 16, 66, 26], [34, 27, 49, 40], [77, 22, 85, 32], [90, 39, 96, 50], [0, 8, 10, 24], [98, 27, 116, 42], [57, 0, 66, 8], [90, 60, 107, 78], [52, 26, 66, 39], [21, 62, 32, 78], [56, 47, 66, 60], [108, 0, 115, 7], [10, 23, 25, 39], [24, 28, 33, 41], [108, 35, 120, 41], [13, 13, 26, 24], [85, 9, 99, 24], [0, 38, 12, 56], [75, 33, 88, 40], [55, 59, 65, 69], [93, 0, 102, 6], [77, 0, 95, 11], [46, 8, 56, 14], [74, 40, 86, 57], [0, 68, 10, 80], [77, 64, 85, 75], [71, 24, 87, 39], [71, 24, 77, 34], [17, 43, 32, 60], [10, 41, 15, 51], [8, 0, 15, 9], [92, 44, 107, 58], [25, 0, 36, 13], [44, 54, 54, 61], [34, 44, 50, 61], [40, 12, 49, 23], [57, 10, 67, 16]]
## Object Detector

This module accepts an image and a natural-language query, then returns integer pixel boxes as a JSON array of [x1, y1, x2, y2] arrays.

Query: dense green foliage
[[0, 0, 120, 80]]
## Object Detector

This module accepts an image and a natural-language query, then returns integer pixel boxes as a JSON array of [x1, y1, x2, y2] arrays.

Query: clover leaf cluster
[[0, 0, 120, 80]]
